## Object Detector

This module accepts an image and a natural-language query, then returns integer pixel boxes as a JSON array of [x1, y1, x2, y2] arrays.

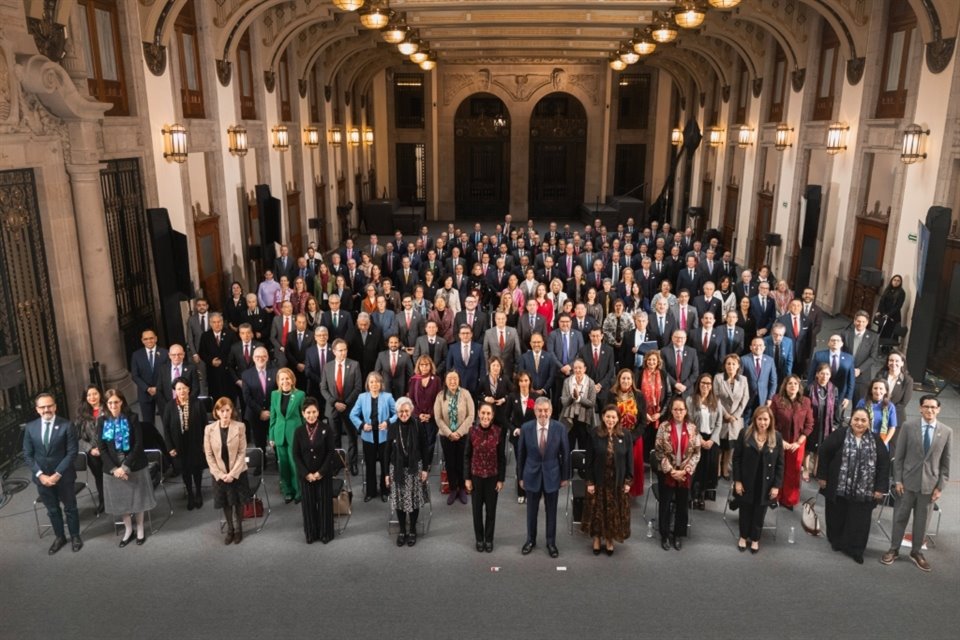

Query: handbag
[[440, 467, 451, 495], [332, 450, 352, 515], [243, 497, 264, 519], [801, 496, 821, 536]]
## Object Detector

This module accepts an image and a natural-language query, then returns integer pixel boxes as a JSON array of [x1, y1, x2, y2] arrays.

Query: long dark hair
[[77, 385, 103, 422], [596, 404, 625, 437]]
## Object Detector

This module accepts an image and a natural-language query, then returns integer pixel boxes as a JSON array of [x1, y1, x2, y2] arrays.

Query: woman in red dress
[[534, 283, 553, 335], [612, 369, 646, 496], [638, 350, 669, 463], [770, 375, 813, 509]]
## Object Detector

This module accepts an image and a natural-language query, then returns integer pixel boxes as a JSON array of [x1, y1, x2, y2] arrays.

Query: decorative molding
[[449, 57, 586, 65], [26, 0, 66, 62], [721, 85, 731, 103], [530, 116, 586, 139], [442, 72, 475, 105], [143, 41, 167, 76], [0, 44, 17, 127], [752, 77, 763, 99], [490, 72, 552, 102], [298, 79, 308, 99], [17, 55, 111, 122], [215, 59, 232, 87], [264, 70, 276, 93], [926, 37, 955, 74], [454, 117, 510, 138], [791, 68, 805, 92], [845, 57, 865, 85], [567, 73, 600, 106]]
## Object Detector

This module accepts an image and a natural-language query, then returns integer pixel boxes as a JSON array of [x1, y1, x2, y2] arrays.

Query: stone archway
[[528, 92, 587, 219], [454, 93, 511, 218]]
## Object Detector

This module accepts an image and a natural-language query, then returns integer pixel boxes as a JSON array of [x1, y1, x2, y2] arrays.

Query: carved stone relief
[[791, 68, 806, 92], [846, 57, 865, 85], [143, 41, 167, 76], [926, 37, 956, 74], [26, 0, 66, 62], [567, 74, 599, 105], [216, 59, 232, 86], [264, 70, 276, 93]]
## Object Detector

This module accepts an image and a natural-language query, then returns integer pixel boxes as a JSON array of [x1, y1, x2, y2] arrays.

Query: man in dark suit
[[841, 311, 880, 405], [376, 335, 415, 399], [304, 326, 334, 402], [735, 269, 758, 302], [321, 294, 354, 343], [486, 260, 510, 294], [446, 325, 486, 396], [320, 339, 363, 474], [292, 257, 316, 294], [23, 393, 81, 554], [741, 337, 778, 421], [547, 313, 585, 381], [396, 295, 424, 353], [779, 299, 812, 375], [693, 282, 724, 321], [572, 304, 597, 340], [394, 256, 419, 296], [339, 238, 359, 265], [226, 324, 261, 394], [621, 311, 655, 370], [349, 313, 383, 380], [518, 299, 548, 352], [661, 329, 699, 398], [241, 293, 269, 344], [693, 312, 723, 375], [454, 295, 488, 339], [807, 335, 856, 411], [801, 287, 824, 350], [718, 310, 747, 360], [412, 320, 449, 375], [518, 397, 571, 558], [381, 243, 400, 282], [130, 328, 168, 426], [676, 255, 702, 298], [156, 343, 200, 419], [637, 257, 660, 305], [199, 313, 236, 402], [579, 327, 616, 406], [698, 248, 720, 285], [750, 282, 777, 338], [273, 244, 296, 283], [649, 299, 678, 348], [269, 300, 297, 367], [764, 323, 795, 384], [285, 314, 315, 391], [241, 347, 276, 453], [519, 332, 558, 398], [483, 311, 523, 380], [718, 251, 739, 282]]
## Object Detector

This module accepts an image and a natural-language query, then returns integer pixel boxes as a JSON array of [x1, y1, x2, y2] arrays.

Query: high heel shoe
[[592, 539, 601, 555], [750, 543, 760, 554], [118, 533, 134, 548], [604, 546, 614, 556], [737, 539, 748, 552]]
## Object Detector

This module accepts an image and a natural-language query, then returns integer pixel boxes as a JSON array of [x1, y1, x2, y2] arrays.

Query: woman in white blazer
[[714, 353, 750, 480]]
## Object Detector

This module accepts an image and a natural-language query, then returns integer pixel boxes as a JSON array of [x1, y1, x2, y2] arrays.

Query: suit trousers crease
[[441, 437, 466, 491], [890, 489, 933, 552], [37, 480, 80, 538], [471, 475, 499, 543], [526, 489, 559, 545]]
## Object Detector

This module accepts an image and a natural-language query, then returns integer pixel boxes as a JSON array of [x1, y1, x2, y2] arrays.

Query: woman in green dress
[[269, 367, 305, 503]]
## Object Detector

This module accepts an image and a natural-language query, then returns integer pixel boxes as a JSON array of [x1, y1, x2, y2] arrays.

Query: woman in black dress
[[225, 281, 246, 333], [736, 295, 757, 348], [478, 356, 513, 437], [805, 362, 842, 481], [582, 406, 633, 556], [293, 397, 338, 544], [386, 397, 431, 546], [732, 405, 784, 553], [74, 385, 105, 514], [875, 274, 905, 338], [506, 371, 536, 504], [161, 377, 207, 509]]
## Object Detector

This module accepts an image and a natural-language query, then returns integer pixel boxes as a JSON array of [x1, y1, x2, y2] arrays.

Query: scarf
[[616, 392, 639, 431], [396, 418, 422, 474], [177, 400, 190, 434], [865, 400, 891, 437], [641, 369, 661, 421], [447, 389, 461, 432], [836, 428, 877, 502], [102, 415, 130, 452]]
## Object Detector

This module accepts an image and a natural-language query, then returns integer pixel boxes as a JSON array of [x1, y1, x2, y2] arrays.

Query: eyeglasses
[[36, 404, 55, 410], [920, 405, 939, 410]]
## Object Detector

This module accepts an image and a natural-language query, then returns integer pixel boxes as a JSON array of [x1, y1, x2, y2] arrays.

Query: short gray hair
[[534, 396, 552, 410], [395, 397, 414, 411]]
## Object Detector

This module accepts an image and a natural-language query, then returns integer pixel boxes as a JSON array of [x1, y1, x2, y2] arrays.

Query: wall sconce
[[707, 127, 724, 147], [619, 45, 640, 65], [328, 127, 343, 146], [271, 124, 289, 152], [633, 37, 656, 56], [303, 126, 320, 149], [332, 0, 365, 11], [774, 123, 793, 151], [419, 57, 436, 71], [226, 125, 248, 157], [826, 122, 849, 155], [671, 128, 683, 146], [674, 3, 707, 29], [161, 123, 188, 163], [900, 123, 929, 164], [410, 48, 430, 64], [363, 128, 375, 145], [651, 21, 678, 44], [736, 125, 754, 148], [348, 127, 361, 146], [609, 54, 627, 71], [397, 37, 420, 56]]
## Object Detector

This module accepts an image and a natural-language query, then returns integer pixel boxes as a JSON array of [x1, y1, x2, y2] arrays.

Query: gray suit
[[889, 418, 951, 553], [482, 326, 522, 379], [412, 335, 448, 374]]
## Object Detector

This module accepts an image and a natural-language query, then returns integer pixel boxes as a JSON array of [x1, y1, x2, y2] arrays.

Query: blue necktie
[[923, 425, 932, 454], [562, 333, 569, 364]]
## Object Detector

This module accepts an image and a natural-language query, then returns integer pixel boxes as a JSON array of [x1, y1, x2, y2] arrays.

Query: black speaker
[[255, 184, 282, 267], [858, 267, 883, 289], [794, 185, 822, 292], [308, 218, 321, 229], [147, 208, 189, 348], [0, 355, 24, 390], [765, 233, 782, 247], [907, 206, 952, 378]]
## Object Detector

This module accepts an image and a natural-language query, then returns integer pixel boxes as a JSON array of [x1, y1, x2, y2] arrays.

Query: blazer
[[23, 415, 77, 483], [227, 341, 261, 384], [584, 430, 634, 489], [770, 396, 814, 444], [877, 367, 914, 427], [161, 398, 206, 472], [155, 361, 200, 416], [199, 330, 236, 393], [454, 310, 488, 339], [685, 396, 724, 443], [661, 344, 699, 397], [371, 309, 398, 339], [434, 389, 476, 438], [98, 412, 147, 473], [396, 309, 425, 348], [446, 341, 486, 395], [349, 327, 383, 377], [579, 343, 616, 390], [732, 430, 785, 505], [203, 420, 248, 480], [817, 427, 890, 502], [304, 344, 334, 397], [750, 295, 777, 332], [840, 328, 880, 378], [893, 419, 952, 494], [130, 346, 169, 405], [293, 422, 339, 479], [778, 312, 812, 361], [764, 336, 795, 383], [241, 367, 277, 422], [350, 392, 397, 445], [320, 310, 355, 343], [319, 359, 363, 418], [464, 424, 507, 481], [655, 420, 701, 487], [517, 313, 548, 351], [692, 328, 724, 375], [559, 374, 599, 429], [483, 326, 523, 378], [517, 419, 571, 494], [807, 350, 856, 403], [519, 350, 559, 395], [713, 374, 750, 440], [477, 375, 513, 430], [742, 352, 776, 401], [375, 349, 415, 399], [649, 313, 678, 348], [268, 390, 305, 447], [547, 329, 585, 371]]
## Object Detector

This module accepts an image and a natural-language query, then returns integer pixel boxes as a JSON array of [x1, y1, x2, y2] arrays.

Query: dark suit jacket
[[676, 268, 702, 297], [693, 296, 723, 321], [155, 361, 200, 416], [304, 344, 334, 398], [807, 350, 856, 403], [692, 328, 724, 375], [273, 256, 296, 282], [741, 353, 778, 406], [517, 313, 548, 351], [649, 313, 678, 348], [199, 330, 236, 397], [241, 308, 270, 342], [160, 398, 206, 472], [396, 310, 425, 348], [732, 430, 785, 504], [349, 327, 383, 379], [241, 367, 277, 422], [227, 341, 262, 384], [319, 359, 363, 418], [375, 349, 415, 398], [130, 347, 169, 409], [446, 341, 486, 395], [292, 421, 339, 479], [718, 325, 747, 360], [817, 428, 890, 502], [321, 310, 355, 343], [23, 416, 77, 483], [518, 419, 571, 493], [778, 312, 812, 366], [519, 350, 559, 395], [840, 328, 880, 378], [750, 295, 777, 332], [571, 315, 597, 341], [98, 412, 147, 473], [454, 310, 488, 339], [585, 431, 634, 488], [579, 343, 616, 390], [547, 329, 585, 370], [285, 331, 315, 389], [661, 344, 699, 396]]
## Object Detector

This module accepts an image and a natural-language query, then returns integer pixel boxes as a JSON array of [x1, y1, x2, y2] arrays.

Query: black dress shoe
[[306, 537, 315, 545], [136, 536, 146, 546], [284, 496, 293, 504], [381, 494, 388, 503], [661, 537, 672, 551], [96, 503, 105, 515], [320, 537, 332, 544], [605, 547, 614, 556], [187, 500, 195, 511], [71, 536, 83, 552], [521, 542, 535, 555], [48, 536, 67, 555], [119, 534, 134, 548], [350, 464, 359, 476], [547, 544, 559, 558], [593, 547, 602, 556], [364, 494, 376, 503], [484, 542, 493, 553], [672, 536, 682, 551], [194, 496, 203, 509], [406, 533, 417, 546], [851, 554, 864, 565], [397, 533, 407, 547], [476, 541, 485, 552]]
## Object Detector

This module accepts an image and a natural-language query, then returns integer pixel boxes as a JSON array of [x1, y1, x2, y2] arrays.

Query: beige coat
[[434, 388, 475, 438], [204, 420, 248, 480], [713, 373, 750, 441]]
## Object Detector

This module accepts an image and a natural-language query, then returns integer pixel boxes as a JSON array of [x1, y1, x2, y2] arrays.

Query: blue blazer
[[741, 353, 778, 406], [446, 341, 486, 395], [749, 295, 777, 332], [807, 350, 856, 403], [23, 416, 77, 484], [350, 392, 397, 444], [519, 350, 559, 395], [371, 309, 398, 339], [517, 418, 570, 494], [763, 335, 795, 382]]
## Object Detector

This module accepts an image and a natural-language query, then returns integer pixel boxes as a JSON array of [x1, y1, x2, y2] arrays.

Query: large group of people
[[25, 216, 950, 570]]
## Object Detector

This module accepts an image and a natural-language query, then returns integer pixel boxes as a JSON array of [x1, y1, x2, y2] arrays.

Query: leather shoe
[[380, 494, 388, 503], [671, 535, 682, 551], [661, 537, 671, 551], [96, 503, 105, 515], [225, 531, 235, 545], [406, 533, 417, 546], [458, 489, 469, 505], [605, 546, 614, 556], [484, 542, 493, 553], [119, 534, 134, 548], [851, 554, 864, 565], [476, 541, 485, 552], [136, 536, 146, 546], [364, 494, 377, 503], [446, 492, 458, 505], [910, 551, 931, 572], [194, 496, 203, 509], [880, 550, 898, 565], [48, 536, 67, 555], [284, 496, 293, 504], [187, 500, 195, 511], [521, 542, 535, 555], [71, 536, 83, 552], [547, 544, 559, 558], [396, 534, 407, 547], [350, 464, 359, 476]]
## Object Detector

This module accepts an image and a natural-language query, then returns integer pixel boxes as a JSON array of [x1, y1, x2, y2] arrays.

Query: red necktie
[[391, 351, 397, 376], [281, 318, 290, 346], [336, 363, 344, 399], [593, 348, 599, 368], [499, 330, 505, 350], [680, 308, 687, 330], [703, 332, 709, 352], [676, 350, 683, 377], [755, 358, 762, 377], [793, 316, 800, 338], [244, 344, 251, 363]]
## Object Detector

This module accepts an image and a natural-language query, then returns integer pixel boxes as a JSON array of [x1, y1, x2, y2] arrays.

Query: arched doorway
[[529, 92, 587, 219], [454, 93, 511, 218]]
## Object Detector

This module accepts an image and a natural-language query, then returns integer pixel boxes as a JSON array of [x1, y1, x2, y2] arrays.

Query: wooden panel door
[[456, 140, 510, 218], [750, 192, 774, 270], [929, 239, 960, 380], [843, 217, 887, 317], [194, 215, 223, 308], [287, 190, 302, 258], [721, 184, 738, 254]]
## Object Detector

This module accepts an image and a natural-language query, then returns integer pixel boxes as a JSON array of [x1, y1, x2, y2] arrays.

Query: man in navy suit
[[764, 323, 795, 384], [579, 327, 616, 406], [130, 328, 168, 426], [750, 281, 777, 338], [649, 298, 678, 348], [676, 255, 703, 297], [741, 337, 778, 422], [661, 329, 699, 397], [779, 299, 811, 375], [241, 347, 277, 454], [718, 310, 746, 359], [807, 334, 856, 411], [321, 294, 355, 343], [518, 397, 571, 558], [519, 333, 558, 398], [446, 325, 486, 396], [304, 326, 334, 402], [23, 392, 81, 554], [572, 303, 597, 340], [156, 343, 200, 418]]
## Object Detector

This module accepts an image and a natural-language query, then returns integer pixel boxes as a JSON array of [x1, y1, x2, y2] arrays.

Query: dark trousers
[[397, 508, 419, 534], [246, 416, 269, 453], [693, 444, 720, 499], [87, 453, 104, 508], [471, 475, 500, 543], [525, 487, 559, 545], [422, 418, 438, 464], [36, 479, 80, 538], [738, 501, 770, 541], [330, 410, 358, 466], [568, 420, 591, 453], [657, 478, 689, 539], [362, 440, 389, 497], [826, 496, 875, 558], [441, 437, 466, 491], [175, 464, 203, 501]]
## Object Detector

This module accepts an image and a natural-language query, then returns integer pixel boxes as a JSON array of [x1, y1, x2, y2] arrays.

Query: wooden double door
[[843, 217, 887, 317]]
